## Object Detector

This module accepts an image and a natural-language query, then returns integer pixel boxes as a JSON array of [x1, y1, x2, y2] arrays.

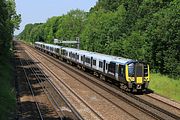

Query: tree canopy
[[18, 0, 179, 78], [0, 0, 21, 54]]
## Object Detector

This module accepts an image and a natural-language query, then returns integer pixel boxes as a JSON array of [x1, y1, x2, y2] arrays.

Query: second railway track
[[14, 41, 84, 120]]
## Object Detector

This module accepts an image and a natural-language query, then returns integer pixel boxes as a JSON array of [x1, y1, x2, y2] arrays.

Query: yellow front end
[[136, 77, 143, 84], [125, 64, 150, 90]]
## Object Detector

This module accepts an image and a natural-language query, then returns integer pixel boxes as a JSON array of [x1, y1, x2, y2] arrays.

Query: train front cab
[[125, 62, 150, 92]]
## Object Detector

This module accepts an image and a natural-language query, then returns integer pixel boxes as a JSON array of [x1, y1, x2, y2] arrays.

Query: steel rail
[[18, 50, 44, 120], [25, 45, 104, 120], [24, 46, 84, 120], [23, 50, 65, 120]]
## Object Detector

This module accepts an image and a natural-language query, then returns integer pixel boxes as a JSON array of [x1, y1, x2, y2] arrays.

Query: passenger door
[[91, 57, 93, 68], [119, 65, 125, 82], [83, 55, 85, 65], [103, 60, 106, 73]]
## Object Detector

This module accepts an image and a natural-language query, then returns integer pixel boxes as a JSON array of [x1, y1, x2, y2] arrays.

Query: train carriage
[[61, 47, 79, 62], [34, 42, 150, 92], [35, 42, 44, 50]]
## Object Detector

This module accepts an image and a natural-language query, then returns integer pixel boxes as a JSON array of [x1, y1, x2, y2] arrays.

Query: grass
[[149, 73, 180, 102], [0, 52, 16, 120]]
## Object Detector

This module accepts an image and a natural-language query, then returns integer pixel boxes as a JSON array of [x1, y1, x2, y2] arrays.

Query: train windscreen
[[135, 63, 143, 77], [128, 63, 134, 77], [128, 63, 147, 77]]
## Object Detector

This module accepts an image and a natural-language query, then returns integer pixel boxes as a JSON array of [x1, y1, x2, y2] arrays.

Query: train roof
[[35, 42, 136, 65], [35, 42, 62, 48], [69, 48, 133, 64], [44, 43, 62, 48], [76, 49, 94, 55], [61, 47, 79, 52], [62, 47, 94, 56], [91, 52, 133, 64], [35, 42, 44, 45]]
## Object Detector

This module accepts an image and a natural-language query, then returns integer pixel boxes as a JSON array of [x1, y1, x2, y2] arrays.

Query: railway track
[[136, 93, 180, 117], [21, 41, 180, 120], [146, 93, 180, 110], [15, 45, 48, 119], [18, 54, 44, 119], [125, 92, 180, 120], [23, 44, 109, 120], [15, 42, 84, 120]]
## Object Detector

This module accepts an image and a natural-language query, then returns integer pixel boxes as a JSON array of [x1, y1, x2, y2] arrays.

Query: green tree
[[18, 0, 179, 78], [0, 0, 21, 55], [55, 9, 87, 41]]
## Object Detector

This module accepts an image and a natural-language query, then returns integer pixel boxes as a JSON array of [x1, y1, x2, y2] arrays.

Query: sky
[[14, 0, 97, 35]]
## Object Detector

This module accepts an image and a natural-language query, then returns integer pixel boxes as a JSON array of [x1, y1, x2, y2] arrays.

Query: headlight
[[144, 78, 148, 81], [129, 77, 135, 81]]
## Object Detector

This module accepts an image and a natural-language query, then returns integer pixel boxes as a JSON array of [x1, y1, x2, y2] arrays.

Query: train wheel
[[93, 72, 99, 77], [82, 66, 85, 71], [100, 74, 105, 80]]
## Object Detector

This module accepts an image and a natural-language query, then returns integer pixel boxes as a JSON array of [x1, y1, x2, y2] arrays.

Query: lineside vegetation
[[0, 0, 21, 119], [149, 73, 180, 101], [0, 53, 16, 120]]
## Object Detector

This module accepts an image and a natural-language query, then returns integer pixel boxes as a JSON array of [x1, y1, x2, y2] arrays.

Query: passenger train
[[35, 42, 150, 92]]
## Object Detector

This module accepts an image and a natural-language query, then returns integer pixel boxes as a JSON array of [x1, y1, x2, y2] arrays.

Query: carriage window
[[81, 56, 83, 61], [72, 53, 75, 58], [69, 52, 72, 57], [108, 62, 115, 74], [62, 50, 68, 56], [66, 51, 68, 56], [93, 60, 96, 66], [55, 48, 59, 53], [76, 55, 79, 59], [85, 57, 90, 63], [99, 61, 103, 68], [50, 47, 53, 51]]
